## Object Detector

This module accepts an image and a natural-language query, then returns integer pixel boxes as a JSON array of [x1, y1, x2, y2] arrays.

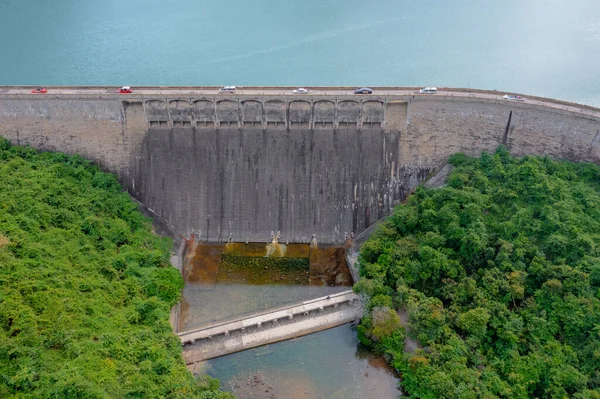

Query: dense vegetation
[[355, 148, 600, 398], [0, 139, 232, 398]]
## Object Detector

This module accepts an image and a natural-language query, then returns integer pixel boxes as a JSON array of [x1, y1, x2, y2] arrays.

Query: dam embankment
[[1, 86, 599, 243]]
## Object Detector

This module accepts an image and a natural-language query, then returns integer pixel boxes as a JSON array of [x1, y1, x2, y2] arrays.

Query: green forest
[[355, 147, 600, 399], [0, 139, 232, 398]]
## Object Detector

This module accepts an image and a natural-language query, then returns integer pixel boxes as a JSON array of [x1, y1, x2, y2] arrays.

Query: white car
[[219, 86, 236, 93], [502, 94, 524, 102], [419, 87, 437, 94], [293, 88, 309, 94]]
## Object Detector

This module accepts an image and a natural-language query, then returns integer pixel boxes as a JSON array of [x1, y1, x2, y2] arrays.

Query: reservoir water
[[1, 0, 600, 105]]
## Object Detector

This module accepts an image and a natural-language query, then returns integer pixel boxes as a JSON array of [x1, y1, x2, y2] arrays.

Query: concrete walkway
[[179, 290, 362, 363]]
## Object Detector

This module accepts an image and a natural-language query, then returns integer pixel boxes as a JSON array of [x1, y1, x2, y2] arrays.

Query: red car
[[31, 87, 47, 94], [115, 86, 133, 94]]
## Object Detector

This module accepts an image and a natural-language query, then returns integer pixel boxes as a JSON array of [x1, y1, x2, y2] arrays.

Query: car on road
[[31, 87, 47, 94], [293, 88, 309, 94], [419, 87, 437, 94], [354, 87, 373, 94], [219, 86, 236, 93], [502, 94, 524, 102], [115, 86, 133, 94]]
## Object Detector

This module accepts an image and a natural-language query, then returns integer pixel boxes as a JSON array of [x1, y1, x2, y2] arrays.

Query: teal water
[[1, 0, 599, 105], [202, 324, 401, 399]]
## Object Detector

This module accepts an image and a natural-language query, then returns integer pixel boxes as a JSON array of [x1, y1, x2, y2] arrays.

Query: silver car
[[502, 94, 524, 102]]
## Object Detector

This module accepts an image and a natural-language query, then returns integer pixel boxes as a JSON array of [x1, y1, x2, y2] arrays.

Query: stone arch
[[264, 100, 286, 123], [362, 101, 384, 123], [145, 99, 167, 110], [169, 99, 190, 109], [289, 100, 311, 124], [145, 100, 169, 128], [337, 100, 360, 123], [217, 100, 239, 124], [192, 100, 216, 123], [241, 100, 263, 124], [168, 100, 192, 126], [313, 100, 335, 123]]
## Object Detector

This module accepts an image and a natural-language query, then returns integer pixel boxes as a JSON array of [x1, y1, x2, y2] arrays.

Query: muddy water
[[178, 241, 353, 332], [199, 324, 402, 399]]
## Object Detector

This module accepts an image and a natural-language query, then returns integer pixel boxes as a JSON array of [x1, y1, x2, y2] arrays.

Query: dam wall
[[1, 87, 599, 243]]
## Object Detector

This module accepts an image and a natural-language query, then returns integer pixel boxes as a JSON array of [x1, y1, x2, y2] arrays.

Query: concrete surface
[[1, 86, 599, 243]]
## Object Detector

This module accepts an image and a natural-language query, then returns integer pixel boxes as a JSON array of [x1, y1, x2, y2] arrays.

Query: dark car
[[354, 87, 373, 94]]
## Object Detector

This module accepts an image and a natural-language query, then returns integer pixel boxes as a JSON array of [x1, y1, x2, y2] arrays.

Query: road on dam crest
[[1, 86, 599, 118]]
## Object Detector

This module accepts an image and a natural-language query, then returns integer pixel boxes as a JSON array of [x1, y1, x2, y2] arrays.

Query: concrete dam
[[1, 86, 599, 243]]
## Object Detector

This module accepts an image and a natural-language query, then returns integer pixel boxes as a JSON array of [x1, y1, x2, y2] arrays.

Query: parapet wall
[[145, 97, 385, 129], [0, 87, 598, 243]]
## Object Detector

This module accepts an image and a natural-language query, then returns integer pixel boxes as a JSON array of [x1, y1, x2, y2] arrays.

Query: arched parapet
[[192, 99, 216, 127], [361, 100, 384, 128], [217, 100, 239, 127], [289, 100, 311, 128], [145, 99, 170, 129], [168, 100, 193, 128], [313, 100, 335, 129], [241, 100, 263, 127], [337, 100, 360, 128], [264, 100, 286, 129]]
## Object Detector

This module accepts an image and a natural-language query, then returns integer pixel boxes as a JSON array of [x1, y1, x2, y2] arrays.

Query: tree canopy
[[0, 139, 232, 398], [355, 147, 600, 399]]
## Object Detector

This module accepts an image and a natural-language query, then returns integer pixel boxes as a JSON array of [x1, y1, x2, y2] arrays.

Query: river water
[[1, 0, 600, 105], [200, 324, 401, 399]]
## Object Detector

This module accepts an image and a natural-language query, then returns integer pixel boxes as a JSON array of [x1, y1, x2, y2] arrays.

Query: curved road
[[1, 86, 599, 119]]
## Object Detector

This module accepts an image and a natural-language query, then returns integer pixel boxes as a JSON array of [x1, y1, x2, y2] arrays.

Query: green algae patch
[[222, 242, 310, 258], [219, 255, 309, 285], [0, 139, 232, 399]]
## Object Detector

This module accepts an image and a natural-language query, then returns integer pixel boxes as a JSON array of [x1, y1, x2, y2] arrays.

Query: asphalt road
[[1, 86, 598, 118]]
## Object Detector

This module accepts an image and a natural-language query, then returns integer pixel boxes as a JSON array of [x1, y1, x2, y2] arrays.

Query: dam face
[[134, 126, 403, 243], [1, 87, 599, 243]]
